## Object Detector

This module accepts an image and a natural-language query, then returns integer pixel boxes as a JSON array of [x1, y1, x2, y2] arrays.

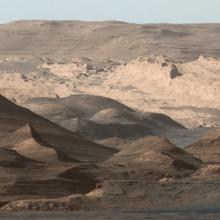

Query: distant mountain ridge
[[0, 20, 220, 61]]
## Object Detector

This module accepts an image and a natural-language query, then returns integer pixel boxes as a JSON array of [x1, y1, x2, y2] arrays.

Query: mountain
[[0, 21, 220, 61]]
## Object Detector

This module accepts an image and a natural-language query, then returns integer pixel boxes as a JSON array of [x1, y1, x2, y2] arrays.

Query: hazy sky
[[0, 0, 220, 24]]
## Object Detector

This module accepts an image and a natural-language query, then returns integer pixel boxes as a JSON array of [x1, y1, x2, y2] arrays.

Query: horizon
[[0, 0, 220, 24], [2, 19, 220, 26]]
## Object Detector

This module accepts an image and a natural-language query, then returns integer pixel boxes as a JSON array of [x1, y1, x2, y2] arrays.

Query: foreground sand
[[0, 210, 220, 220]]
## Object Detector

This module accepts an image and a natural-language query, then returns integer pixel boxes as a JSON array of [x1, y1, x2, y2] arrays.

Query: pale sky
[[0, 0, 220, 24]]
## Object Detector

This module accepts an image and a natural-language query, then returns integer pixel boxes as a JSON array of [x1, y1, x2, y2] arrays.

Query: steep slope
[[0, 147, 38, 168], [0, 95, 117, 204], [4, 124, 75, 163], [0, 95, 117, 162]]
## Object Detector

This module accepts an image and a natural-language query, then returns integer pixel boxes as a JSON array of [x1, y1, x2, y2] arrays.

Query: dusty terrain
[[0, 20, 219, 213]]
